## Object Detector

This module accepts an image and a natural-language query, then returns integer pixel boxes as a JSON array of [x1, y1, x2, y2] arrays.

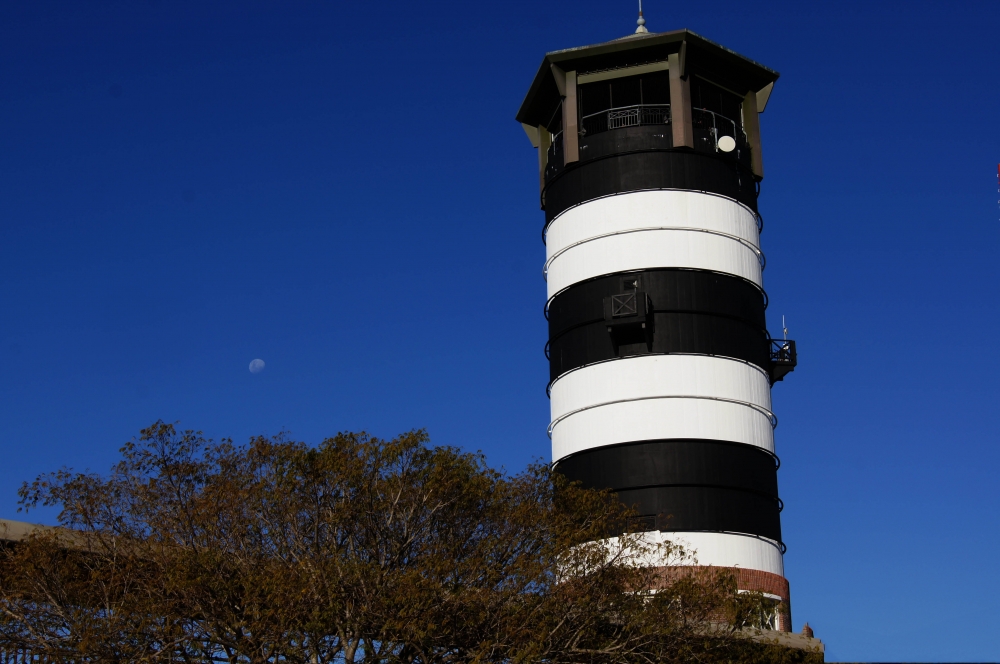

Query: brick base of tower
[[652, 566, 792, 632]]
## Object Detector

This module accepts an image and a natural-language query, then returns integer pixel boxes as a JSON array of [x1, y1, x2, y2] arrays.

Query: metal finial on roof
[[635, 0, 648, 33]]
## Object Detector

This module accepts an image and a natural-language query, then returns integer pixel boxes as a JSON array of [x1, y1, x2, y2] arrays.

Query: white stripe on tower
[[544, 190, 762, 299], [653, 532, 784, 576], [549, 354, 774, 460]]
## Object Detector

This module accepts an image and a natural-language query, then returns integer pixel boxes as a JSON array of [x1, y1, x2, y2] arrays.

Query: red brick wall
[[651, 566, 792, 632], [732, 567, 789, 599], [732, 568, 791, 632]]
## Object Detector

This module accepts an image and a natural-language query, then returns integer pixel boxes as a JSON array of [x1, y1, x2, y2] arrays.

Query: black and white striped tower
[[517, 27, 798, 631]]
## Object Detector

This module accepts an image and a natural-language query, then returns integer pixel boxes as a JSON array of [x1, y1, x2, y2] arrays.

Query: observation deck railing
[[580, 104, 671, 137], [544, 105, 750, 181], [692, 107, 744, 152]]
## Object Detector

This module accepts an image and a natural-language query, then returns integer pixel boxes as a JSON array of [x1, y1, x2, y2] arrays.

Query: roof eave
[[516, 28, 779, 127]]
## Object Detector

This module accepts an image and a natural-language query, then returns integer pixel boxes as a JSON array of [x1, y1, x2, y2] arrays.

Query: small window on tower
[[620, 276, 641, 291]]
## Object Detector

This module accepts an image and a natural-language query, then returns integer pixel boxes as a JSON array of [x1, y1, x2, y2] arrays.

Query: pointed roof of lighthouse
[[515, 28, 779, 128]]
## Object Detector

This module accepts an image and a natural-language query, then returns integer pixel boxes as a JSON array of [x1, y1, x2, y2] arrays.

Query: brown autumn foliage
[[0, 423, 821, 663]]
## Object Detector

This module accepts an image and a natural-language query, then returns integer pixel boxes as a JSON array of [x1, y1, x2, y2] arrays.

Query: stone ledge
[[0, 518, 48, 542], [743, 628, 825, 654]]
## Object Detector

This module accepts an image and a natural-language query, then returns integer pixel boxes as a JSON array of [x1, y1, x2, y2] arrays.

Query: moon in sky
[[249, 359, 265, 374]]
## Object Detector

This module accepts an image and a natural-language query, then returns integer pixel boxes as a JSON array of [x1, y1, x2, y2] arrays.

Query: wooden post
[[743, 90, 764, 178], [668, 51, 693, 148], [562, 70, 579, 165]]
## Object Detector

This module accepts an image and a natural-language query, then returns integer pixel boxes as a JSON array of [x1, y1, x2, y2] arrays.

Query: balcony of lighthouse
[[544, 104, 751, 181], [538, 72, 760, 220]]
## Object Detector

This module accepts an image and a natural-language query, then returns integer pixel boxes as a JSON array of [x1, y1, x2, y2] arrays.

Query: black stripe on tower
[[542, 128, 758, 223], [556, 440, 782, 541], [547, 269, 768, 383]]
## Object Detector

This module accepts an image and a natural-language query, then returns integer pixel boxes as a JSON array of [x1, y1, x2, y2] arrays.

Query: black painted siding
[[557, 440, 781, 541], [543, 128, 758, 221], [547, 269, 769, 382]]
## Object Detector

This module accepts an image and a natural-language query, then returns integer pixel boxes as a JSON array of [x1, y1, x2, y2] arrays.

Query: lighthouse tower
[[517, 28, 797, 630]]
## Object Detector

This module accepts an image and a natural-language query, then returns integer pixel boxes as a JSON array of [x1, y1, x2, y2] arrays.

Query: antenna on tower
[[782, 315, 788, 341], [635, 0, 648, 33]]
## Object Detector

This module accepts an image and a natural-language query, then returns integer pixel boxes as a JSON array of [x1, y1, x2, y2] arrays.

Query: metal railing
[[548, 393, 778, 438], [692, 108, 743, 152], [769, 339, 797, 384], [542, 225, 765, 280], [769, 339, 796, 365], [545, 105, 747, 179], [581, 104, 671, 137], [546, 131, 564, 173]]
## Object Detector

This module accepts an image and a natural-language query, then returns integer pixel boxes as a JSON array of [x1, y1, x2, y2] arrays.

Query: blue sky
[[1, 1, 998, 661]]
